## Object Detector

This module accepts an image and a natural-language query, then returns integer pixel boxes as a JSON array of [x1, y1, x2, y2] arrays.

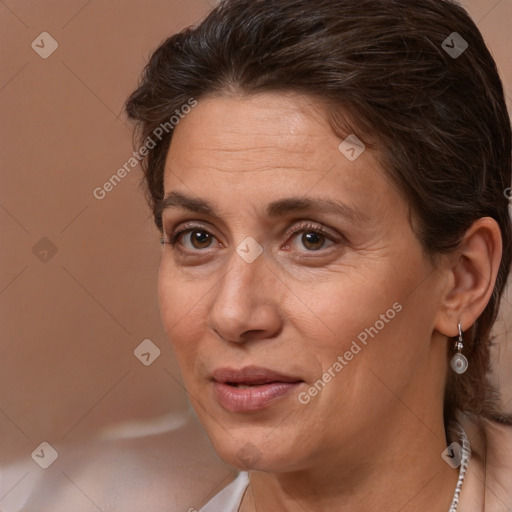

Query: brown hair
[[125, 0, 512, 429]]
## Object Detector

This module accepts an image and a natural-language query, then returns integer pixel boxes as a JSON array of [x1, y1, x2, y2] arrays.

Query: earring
[[450, 322, 468, 374]]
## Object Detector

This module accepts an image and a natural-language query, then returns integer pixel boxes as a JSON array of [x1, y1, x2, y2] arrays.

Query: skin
[[157, 92, 502, 511]]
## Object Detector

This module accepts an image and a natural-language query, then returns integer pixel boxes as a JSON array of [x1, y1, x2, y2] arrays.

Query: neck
[[239, 417, 459, 512]]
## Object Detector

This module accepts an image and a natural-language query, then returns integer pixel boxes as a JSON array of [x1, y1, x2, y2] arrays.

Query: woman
[[125, 0, 512, 510]]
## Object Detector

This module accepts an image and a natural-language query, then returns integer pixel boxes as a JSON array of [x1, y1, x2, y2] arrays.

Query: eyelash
[[284, 222, 341, 250], [161, 221, 343, 254], [164, 222, 209, 247]]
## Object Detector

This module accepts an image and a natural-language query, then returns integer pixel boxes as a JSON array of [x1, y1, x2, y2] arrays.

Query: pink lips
[[211, 366, 303, 412]]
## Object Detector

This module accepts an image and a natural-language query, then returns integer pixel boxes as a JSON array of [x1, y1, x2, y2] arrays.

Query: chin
[[204, 424, 304, 473]]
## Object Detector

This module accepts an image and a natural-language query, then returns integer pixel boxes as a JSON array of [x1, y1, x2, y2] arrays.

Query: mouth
[[211, 366, 304, 412]]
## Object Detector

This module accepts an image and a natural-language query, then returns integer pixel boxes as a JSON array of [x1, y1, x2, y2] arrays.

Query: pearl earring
[[451, 322, 468, 374]]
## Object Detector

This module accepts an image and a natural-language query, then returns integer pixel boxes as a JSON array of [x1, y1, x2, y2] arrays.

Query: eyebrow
[[159, 191, 367, 224]]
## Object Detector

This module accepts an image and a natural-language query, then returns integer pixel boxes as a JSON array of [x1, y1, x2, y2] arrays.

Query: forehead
[[165, 93, 342, 176], [161, 92, 396, 219]]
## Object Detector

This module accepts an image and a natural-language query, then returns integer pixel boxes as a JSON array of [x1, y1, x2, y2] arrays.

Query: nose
[[208, 248, 283, 344]]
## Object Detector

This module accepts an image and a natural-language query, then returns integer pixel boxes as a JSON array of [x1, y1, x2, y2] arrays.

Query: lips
[[211, 366, 304, 412], [212, 366, 302, 385]]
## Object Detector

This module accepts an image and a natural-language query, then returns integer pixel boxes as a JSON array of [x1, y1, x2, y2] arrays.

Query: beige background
[[0, 1, 511, 510]]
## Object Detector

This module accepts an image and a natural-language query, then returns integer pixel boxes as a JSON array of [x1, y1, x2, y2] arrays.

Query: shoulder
[[199, 472, 249, 512]]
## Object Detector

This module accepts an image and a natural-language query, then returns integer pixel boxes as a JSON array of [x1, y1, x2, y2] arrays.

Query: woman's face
[[158, 92, 449, 473]]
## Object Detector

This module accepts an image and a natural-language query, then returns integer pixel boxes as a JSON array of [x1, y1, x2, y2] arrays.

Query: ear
[[435, 217, 502, 337]]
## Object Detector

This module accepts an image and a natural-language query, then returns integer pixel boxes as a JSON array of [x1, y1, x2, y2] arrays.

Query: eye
[[285, 222, 339, 252], [296, 231, 330, 251], [181, 229, 215, 250], [161, 223, 220, 252]]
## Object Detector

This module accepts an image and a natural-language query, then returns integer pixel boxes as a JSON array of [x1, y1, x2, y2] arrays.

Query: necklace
[[447, 422, 471, 511]]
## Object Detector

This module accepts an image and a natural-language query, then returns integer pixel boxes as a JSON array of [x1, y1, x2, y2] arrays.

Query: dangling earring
[[451, 322, 468, 374]]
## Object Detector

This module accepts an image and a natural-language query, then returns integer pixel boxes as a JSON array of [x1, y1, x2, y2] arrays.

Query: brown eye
[[187, 230, 213, 249], [285, 223, 339, 254], [301, 232, 326, 251]]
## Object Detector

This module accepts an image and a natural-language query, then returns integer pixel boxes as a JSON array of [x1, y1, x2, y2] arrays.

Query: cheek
[[157, 260, 210, 362], [286, 270, 400, 362], [302, 270, 438, 410], [289, 267, 424, 410]]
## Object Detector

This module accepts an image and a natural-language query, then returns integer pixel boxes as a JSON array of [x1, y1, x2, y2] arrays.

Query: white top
[[199, 472, 249, 512]]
